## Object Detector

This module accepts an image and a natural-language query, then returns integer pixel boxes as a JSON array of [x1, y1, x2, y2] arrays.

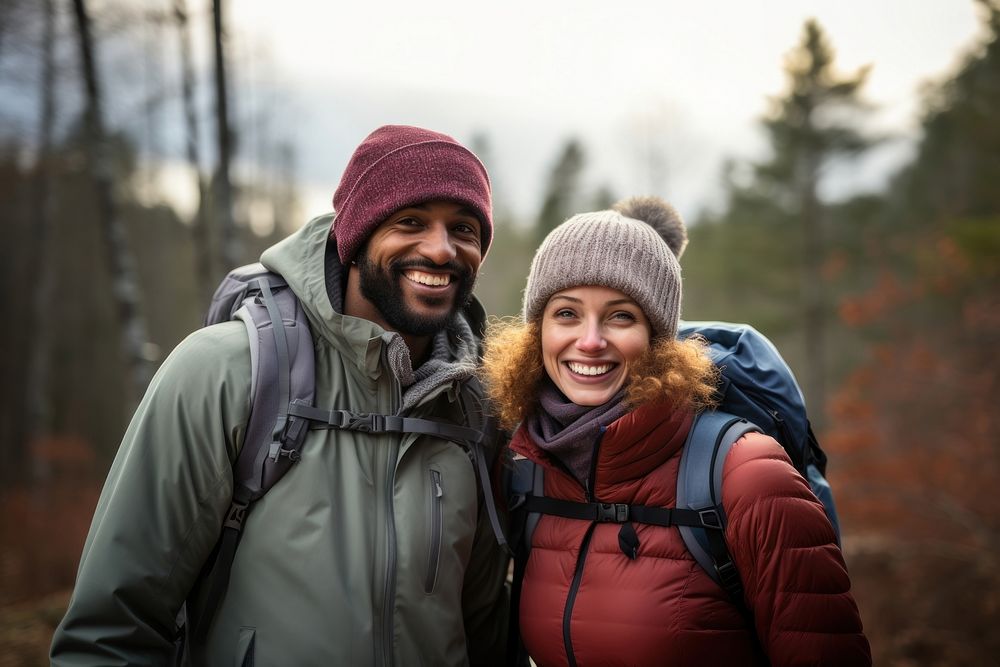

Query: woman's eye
[[554, 309, 576, 319], [611, 311, 637, 322]]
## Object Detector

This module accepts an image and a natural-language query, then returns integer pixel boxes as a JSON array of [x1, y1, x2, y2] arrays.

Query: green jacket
[[51, 214, 509, 666]]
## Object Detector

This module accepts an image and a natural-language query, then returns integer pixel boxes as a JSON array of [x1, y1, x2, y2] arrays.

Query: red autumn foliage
[[0, 437, 103, 607], [824, 228, 1000, 665]]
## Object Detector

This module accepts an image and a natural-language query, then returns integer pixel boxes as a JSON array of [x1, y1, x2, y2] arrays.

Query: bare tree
[[173, 0, 212, 300], [25, 0, 59, 480], [72, 0, 154, 403], [212, 0, 238, 272]]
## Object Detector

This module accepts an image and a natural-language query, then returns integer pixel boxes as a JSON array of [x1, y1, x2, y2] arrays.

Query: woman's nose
[[575, 321, 607, 353]]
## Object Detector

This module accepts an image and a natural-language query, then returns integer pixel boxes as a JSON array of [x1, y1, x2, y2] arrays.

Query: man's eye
[[452, 221, 480, 237], [397, 217, 422, 227]]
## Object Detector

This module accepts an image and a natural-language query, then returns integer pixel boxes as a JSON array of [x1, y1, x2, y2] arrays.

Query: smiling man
[[51, 126, 509, 667]]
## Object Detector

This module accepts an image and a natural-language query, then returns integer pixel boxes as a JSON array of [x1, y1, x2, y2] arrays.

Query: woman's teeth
[[567, 362, 613, 376]]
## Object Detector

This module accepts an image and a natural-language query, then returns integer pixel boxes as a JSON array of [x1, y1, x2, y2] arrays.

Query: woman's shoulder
[[721, 432, 814, 504]]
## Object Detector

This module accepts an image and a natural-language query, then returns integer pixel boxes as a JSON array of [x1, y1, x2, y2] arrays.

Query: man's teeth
[[405, 270, 451, 286], [567, 362, 613, 376]]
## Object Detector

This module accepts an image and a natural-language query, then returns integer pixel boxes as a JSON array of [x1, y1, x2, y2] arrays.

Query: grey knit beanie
[[522, 196, 686, 339]]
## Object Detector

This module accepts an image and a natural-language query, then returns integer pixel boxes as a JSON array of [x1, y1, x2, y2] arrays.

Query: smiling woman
[[480, 196, 870, 666]]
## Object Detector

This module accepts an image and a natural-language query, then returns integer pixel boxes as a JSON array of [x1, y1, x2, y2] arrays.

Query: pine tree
[[535, 139, 585, 245], [698, 20, 875, 422], [894, 0, 1000, 222]]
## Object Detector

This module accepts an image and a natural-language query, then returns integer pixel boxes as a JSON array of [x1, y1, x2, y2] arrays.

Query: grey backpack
[[180, 263, 505, 653]]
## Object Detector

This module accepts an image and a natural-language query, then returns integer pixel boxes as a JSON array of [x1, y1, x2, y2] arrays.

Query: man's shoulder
[[153, 321, 252, 389], [174, 320, 251, 361]]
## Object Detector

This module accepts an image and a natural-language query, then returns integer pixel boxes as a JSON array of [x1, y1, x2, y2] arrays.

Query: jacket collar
[[512, 400, 693, 489]]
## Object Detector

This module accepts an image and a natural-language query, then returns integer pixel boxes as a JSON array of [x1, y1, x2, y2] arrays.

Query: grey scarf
[[525, 380, 628, 486]]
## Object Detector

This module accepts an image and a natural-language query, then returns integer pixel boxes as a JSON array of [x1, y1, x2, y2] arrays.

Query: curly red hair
[[480, 318, 719, 431]]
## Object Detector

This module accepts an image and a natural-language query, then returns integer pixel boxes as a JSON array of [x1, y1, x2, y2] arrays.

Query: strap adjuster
[[325, 410, 350, 428], [698, 509, 722, 529], [508, 493, 527, 512], [597, 503, 630, 523]]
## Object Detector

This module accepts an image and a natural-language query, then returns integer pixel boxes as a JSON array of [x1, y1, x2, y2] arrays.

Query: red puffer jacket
[[509, 400, 871, 667]]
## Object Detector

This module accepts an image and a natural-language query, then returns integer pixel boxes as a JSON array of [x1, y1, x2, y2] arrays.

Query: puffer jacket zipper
[[377, 347, 402, 667], [561, 429, 606, 667]]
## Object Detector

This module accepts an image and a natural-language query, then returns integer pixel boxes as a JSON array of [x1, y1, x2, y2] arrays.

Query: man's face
[[356, 200, 484, 336]]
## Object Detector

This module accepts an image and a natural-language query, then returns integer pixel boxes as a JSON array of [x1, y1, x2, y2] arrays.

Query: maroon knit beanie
[[331, 125, 493, 265]]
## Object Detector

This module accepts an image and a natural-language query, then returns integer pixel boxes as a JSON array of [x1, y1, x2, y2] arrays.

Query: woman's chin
[[557, 382, 624, 407]]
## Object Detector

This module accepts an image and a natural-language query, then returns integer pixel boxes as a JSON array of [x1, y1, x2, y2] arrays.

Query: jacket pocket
[[236, 626, 255, 667], [424, 468, 444, 593]]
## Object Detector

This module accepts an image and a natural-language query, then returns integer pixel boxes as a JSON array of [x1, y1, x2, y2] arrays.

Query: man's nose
[[419, 223, 458, 265]]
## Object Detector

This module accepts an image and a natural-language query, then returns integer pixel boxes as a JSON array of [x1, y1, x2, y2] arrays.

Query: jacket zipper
[[425, 469, 444, 593], [561, 429, 605, 667], [562, 525, 596, 667], [377, 348, 402, 667]]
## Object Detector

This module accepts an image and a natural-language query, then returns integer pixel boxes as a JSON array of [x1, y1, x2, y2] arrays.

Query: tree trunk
[[25, 0, 59, 483], [212, 0, 238, 272], [72, 0, 154, 405], [174, 0, 212, 302]]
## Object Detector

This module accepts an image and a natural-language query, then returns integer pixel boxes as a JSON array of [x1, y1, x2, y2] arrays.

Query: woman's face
[[540, 286, 652, 407]]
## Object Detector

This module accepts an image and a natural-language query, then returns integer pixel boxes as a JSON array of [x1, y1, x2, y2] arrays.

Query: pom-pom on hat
[[332, 125, 493, 265], [522, 196, 686, 339]]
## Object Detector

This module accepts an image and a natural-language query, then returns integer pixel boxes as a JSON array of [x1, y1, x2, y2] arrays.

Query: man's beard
[[357, 253, 476, 337]]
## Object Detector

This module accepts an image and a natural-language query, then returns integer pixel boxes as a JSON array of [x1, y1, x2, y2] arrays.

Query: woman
[[482, 197, 871, 666]]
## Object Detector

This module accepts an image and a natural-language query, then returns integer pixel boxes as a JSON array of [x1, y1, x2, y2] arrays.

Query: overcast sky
[[223, 0, 986, 224]]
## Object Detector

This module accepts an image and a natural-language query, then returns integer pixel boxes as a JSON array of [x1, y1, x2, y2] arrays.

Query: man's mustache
[[391, 258, 473, 280]]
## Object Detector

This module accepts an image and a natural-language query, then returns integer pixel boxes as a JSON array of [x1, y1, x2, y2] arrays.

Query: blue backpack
[[506, 321, 840, 615]]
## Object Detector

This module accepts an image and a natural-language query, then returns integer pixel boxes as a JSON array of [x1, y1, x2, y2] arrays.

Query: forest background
[[0, 0, 998, 665]]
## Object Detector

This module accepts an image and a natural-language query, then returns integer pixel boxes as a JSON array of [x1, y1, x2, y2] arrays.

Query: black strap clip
[[223, 499, 250, 531], [345, 412, 384, 433], [597, 502, 630, 523], [715, 559, 743, 596]]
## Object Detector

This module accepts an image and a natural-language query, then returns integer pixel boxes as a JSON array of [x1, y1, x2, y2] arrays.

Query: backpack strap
[[187, 272, 315, 649], [676, 410, 760, 604], [287, 380, 509, 552], [455, 377, 508, 552], [518, 494, 723, 528], [506, 457, 545, 667]]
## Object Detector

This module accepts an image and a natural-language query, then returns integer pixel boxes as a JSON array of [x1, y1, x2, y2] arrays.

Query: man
[[51, 125, 509, 666]]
